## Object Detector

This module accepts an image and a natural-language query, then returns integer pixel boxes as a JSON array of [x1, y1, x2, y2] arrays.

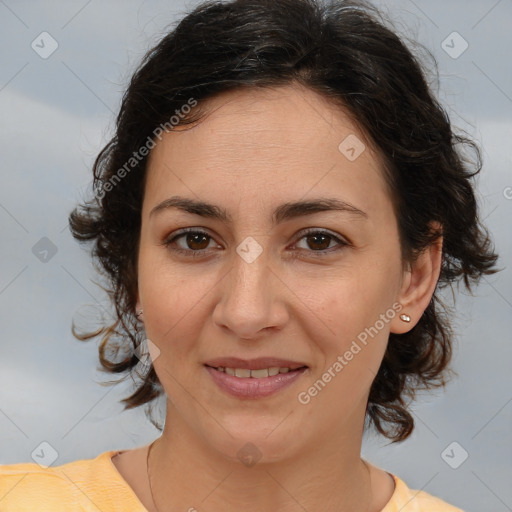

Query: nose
[[212, 246, 289, 340]]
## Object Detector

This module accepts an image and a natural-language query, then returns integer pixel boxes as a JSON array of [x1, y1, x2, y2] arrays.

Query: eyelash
[[161, 227, 349, 259]]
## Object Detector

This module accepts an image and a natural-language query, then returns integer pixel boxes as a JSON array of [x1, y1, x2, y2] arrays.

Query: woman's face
[[137, 84, 408, 462]]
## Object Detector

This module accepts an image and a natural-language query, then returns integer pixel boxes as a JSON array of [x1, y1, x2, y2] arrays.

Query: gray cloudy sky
[[0, 1, 511, 511]]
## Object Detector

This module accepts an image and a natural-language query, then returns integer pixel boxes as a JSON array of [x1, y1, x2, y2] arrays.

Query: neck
[[147, 401, 373, 512]]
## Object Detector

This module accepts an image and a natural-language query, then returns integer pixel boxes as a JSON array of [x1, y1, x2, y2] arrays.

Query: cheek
[[304, 257, 402, 363], [316, 290, 386, 359], [137, 251, 217, 355], [299, 288, 397, 418]]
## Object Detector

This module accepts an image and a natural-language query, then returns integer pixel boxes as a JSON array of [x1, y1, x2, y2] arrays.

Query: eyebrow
[[149, 195, 368, 224]]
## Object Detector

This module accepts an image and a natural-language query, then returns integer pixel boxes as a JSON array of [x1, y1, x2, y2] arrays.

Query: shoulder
[[0, 458, 79, 508], [383, 473, 465, 512], [0, 449, 141, 511]]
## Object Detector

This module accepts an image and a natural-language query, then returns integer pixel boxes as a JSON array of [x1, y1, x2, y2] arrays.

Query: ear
[[391, 223, 443, 334]]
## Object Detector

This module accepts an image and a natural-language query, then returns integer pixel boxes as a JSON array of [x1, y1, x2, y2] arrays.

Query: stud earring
[[399, 314, 411, 323]]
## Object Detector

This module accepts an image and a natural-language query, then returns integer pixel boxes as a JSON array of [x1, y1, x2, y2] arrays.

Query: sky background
[[0, 1, 511, 511]]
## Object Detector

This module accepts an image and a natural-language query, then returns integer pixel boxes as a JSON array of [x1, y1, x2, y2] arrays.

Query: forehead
[[157, 85, 374, 162], [144, 84, 391, 220]]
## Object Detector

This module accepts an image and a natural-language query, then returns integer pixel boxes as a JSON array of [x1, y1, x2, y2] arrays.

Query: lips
[[204, 357, 309, 399], [205, 366, 307, 398]]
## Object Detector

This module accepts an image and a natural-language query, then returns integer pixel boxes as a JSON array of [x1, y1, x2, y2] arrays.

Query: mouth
[[204, 358, 309, 399], [204, 357, 307, 372], [205, 365, 307, 378]]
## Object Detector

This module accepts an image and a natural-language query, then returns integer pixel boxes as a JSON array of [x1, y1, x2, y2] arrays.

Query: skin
[[113, 83, 442, 512]]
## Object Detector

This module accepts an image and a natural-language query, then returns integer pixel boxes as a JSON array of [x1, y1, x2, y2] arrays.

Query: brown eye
[[305, 233, 332, 251], [184, 232, 210, 250], [163, 229, 217, 255], [294, 229, 347, 253]]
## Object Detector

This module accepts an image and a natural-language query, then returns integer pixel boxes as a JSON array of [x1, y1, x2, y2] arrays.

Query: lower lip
[[205, 366, 308, 399]]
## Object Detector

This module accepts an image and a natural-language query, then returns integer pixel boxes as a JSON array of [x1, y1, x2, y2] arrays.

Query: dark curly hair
[[69, 0, 498, 442]]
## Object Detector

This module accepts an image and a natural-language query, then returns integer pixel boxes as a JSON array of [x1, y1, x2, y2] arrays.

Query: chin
[[201, 415, 303, 466]]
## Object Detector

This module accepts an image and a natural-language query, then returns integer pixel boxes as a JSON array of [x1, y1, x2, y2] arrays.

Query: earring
[[136, 308, 143, 319], [399, 314, 411, 323]]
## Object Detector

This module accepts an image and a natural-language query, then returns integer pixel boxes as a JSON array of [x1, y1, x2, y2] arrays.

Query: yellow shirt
[[0, 450, 464, 511]]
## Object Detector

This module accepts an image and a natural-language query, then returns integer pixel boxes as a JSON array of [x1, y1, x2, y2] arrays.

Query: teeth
[[250, 368, 269, 378], [216, 366, 297, 378]]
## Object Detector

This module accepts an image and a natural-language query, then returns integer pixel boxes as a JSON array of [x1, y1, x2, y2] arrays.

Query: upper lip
[[204, 357, 308, 371]]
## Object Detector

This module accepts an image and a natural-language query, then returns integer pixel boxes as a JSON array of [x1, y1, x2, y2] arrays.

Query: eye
[[292, 229, 349, 255], [162, 228, 219, 257]]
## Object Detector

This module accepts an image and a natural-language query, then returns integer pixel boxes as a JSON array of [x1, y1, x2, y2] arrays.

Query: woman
[[0, 0, 498, 510]]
